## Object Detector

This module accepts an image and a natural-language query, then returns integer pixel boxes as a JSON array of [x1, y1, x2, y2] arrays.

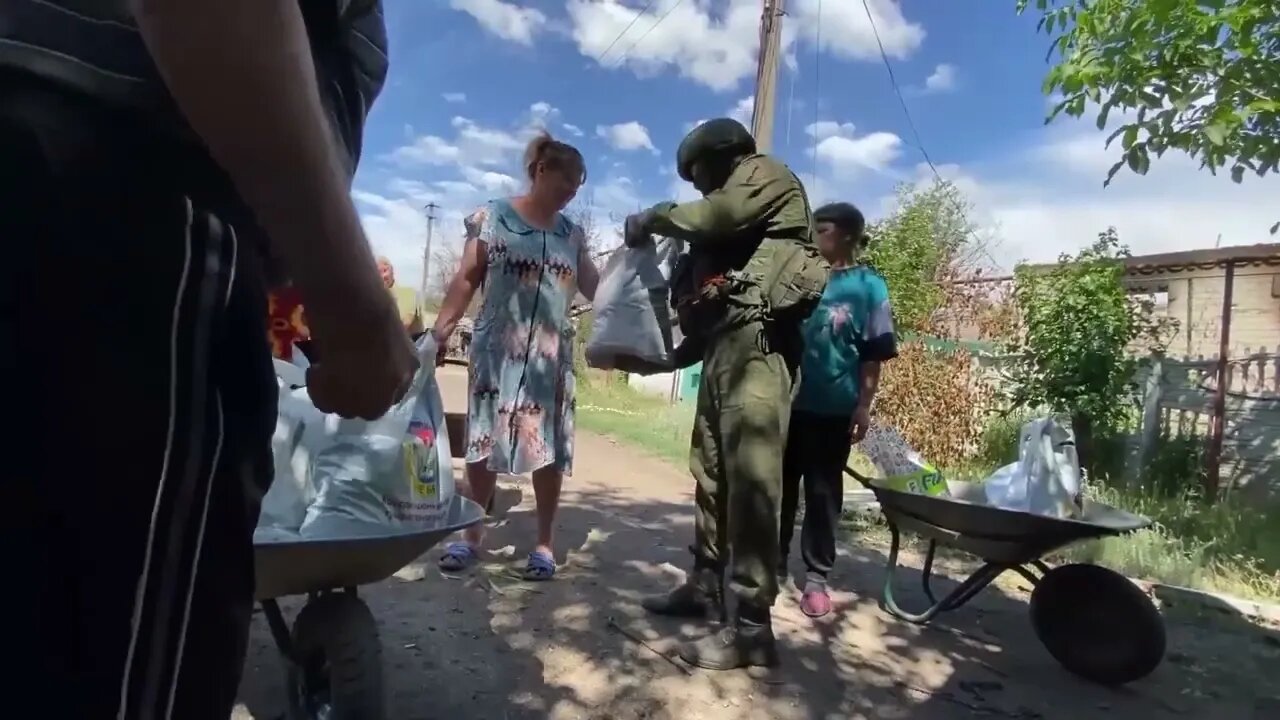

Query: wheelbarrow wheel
[[286, 592, 385, 720], [1030, 563, 1165, 686]]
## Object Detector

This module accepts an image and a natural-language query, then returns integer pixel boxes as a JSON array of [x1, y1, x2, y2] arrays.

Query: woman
[[431, 132, 598, 581], [780, 201, 897, 618]]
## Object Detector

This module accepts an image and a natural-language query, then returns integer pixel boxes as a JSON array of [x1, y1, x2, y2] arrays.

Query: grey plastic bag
[[586, 238, 678, 369]]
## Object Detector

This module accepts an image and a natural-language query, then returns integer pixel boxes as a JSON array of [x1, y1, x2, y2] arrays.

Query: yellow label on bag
[[878, 467, 949, 497], [403, 424, 439, 500]]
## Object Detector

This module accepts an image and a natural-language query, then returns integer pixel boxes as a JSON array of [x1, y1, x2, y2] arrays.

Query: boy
[[780, 202, 897, 618]]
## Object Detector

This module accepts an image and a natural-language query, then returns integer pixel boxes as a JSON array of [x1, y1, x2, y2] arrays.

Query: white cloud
[[596, 121, 658, 153], [388, 135, 461, 166], [923, 63, 957, 93], [890, 122, 1280, 269], [806, 121, 903, 176], [561, 122, 584, 137], [449, 0, 547, 46], [566, 0, 924, 92], [442, 92, 467, 103], [729, 95, 754, 126], [361, 103, 663, 289], [682, 96, 755, 134]]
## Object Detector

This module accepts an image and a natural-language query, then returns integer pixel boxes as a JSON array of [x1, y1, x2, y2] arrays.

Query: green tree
[[1007, 229, 1164, 476], [864, 180, 978, 332], [1019, 0, 1280, 217]]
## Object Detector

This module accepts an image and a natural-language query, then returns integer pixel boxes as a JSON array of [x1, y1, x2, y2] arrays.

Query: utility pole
[[750, 0, 786, 152], [419, 202, 438, 312]]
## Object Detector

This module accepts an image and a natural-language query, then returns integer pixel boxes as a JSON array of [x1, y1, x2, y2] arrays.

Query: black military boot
[[678, 605, 779, 671], [641, 566, 723, 619]]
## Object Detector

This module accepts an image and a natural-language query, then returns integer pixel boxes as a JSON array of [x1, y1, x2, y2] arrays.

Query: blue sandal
[[438, 542, 478, 573], [523, 550, 557, 581]]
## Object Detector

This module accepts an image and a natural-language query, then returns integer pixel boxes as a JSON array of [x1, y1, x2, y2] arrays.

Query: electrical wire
[[595, 0, 661, 65], [611, 0, 685, 68], [860, 0, 1003, 270], [860, 0, 939, 179]]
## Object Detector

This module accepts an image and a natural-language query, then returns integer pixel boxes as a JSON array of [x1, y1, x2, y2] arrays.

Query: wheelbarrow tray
[[254, 494, 484, 600], [870, 480, 1150, 565]]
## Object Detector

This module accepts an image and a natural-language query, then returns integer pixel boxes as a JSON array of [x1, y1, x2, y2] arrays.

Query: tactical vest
[[0, 0, 388, 176]]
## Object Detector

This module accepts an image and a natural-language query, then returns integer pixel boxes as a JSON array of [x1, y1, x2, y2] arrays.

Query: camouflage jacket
[[644, 153, 823, 351]]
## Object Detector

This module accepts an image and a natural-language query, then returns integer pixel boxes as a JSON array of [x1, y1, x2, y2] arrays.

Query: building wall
[[1158, 266, 1279, 359], [627, 370, 683, 400]]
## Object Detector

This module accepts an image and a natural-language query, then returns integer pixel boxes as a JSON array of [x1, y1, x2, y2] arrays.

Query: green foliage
[[1139, 432, 1210, 497], [1006, 229, 1157, 433], [1018, 0, 1280, 190], [977, 411, 1031, 468], [864, 180, 976, 332]]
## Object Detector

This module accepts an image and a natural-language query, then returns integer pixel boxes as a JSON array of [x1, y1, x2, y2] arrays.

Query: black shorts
[[1, 75, 276, 719]]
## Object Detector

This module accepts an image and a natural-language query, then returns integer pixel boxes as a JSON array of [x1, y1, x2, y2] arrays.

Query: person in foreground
[[1, 2, 414, 718], [432, 133, 600, 582], [625, 118, 828, 670], [780, 202, 897, 619]]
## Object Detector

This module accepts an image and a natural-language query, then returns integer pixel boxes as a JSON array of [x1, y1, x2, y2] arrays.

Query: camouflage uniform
[[632, 119, 823, 670]]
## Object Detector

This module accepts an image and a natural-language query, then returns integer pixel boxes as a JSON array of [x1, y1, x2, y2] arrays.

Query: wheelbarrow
[[254, 497, 483, 719], [847, 470, 1166, 686]]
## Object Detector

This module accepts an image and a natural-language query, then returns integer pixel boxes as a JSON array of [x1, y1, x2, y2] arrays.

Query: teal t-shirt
[[792, 265, 897, 418]]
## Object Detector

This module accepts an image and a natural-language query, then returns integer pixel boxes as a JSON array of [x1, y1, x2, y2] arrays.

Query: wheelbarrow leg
[[261, 599, 297, 663], [920, 541, 939, 605], [880, 523, 1011, 624]]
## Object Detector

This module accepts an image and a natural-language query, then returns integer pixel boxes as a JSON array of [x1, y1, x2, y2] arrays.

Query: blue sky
[[354, 0, 1278, 291]]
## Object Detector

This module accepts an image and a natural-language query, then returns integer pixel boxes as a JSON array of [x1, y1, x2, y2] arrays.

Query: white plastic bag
[[585, 238, 678, 370], [293, 334, 456, 538], [254, 373, 323, 543], [983, 417, 1082, 518], [856, 423, 949, 497]]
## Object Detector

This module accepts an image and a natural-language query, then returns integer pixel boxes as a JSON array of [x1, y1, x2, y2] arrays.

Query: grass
[[575, 373, 694, 467], [574, 376, 1280, 604], [1057, 485, 1280, 602]]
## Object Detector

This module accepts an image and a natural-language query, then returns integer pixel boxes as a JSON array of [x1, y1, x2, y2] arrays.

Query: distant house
[[1121, 244, 1280, 360]]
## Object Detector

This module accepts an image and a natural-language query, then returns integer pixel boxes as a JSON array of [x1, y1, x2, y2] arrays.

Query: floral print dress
[[465, 199, 582, 476]]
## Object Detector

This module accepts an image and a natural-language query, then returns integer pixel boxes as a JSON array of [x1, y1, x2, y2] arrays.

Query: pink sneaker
[[800, 586, 832, 618]]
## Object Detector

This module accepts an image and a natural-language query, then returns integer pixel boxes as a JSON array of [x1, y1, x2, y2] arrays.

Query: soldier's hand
[[623, 211, 654, 249]]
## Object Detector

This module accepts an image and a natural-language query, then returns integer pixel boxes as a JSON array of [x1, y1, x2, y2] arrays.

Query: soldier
[[624, 118, 828, 670]]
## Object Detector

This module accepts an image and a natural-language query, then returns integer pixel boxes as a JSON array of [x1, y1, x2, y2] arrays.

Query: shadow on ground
[[235, 474, 1280, 719]]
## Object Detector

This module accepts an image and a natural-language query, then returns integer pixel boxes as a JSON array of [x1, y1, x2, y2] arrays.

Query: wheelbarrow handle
[[845, 465, 876, 489]]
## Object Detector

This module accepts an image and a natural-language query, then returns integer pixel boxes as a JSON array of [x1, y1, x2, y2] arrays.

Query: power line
[[611, 0, 685, 68], [595, 0, 660, 65], [860, 0, 1003, 270], [860, 0, 939, 179], [810, 0, 823, 189]]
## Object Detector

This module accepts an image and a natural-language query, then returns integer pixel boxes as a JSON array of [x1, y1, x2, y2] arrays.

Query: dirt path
[[234, 367, 1279, 719]]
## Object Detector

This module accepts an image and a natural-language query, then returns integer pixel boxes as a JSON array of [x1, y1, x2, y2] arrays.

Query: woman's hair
[[524, 131, 586, 184], [814, 202, 868, 248]]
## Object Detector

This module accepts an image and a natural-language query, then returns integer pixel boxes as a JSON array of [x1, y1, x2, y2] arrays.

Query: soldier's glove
[[623, 211, 654, 249]]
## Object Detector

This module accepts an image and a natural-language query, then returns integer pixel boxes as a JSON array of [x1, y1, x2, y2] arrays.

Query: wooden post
[[750, 0, 785, 152], [1206, 261, 1236, 498]]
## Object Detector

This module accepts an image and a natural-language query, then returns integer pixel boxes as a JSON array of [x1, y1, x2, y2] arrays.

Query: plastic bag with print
[[295, 335, 456, 539], [855, 422, 949, 498]]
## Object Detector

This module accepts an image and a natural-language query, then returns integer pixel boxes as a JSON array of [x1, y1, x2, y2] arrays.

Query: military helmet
[[676, 118, 757, 182]]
